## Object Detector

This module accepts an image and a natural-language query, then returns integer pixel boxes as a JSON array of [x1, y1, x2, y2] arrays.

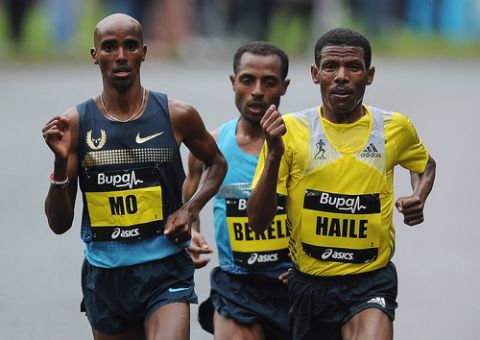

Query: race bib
[[84, 167, 164, 241], [226, 195, 290, 268], [301, 189, 380, 263]]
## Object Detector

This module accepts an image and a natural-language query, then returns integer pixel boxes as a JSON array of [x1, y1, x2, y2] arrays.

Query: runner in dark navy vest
[[42, 13, 227, 340]]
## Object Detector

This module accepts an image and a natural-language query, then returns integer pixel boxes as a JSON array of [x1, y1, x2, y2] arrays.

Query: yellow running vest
[[253, 105, 429, 276]]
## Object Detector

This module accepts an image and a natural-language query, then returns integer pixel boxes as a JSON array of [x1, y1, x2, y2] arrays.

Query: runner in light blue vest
[[183, 41, 292, 340]]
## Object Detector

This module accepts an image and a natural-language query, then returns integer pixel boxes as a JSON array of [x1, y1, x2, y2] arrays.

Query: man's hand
[[395, 195, 425, 226], [42, 115, 71, 160], [260, 105, 286, 159], [278, 270, 289, 285], [164, 207, 194, 244], [187, 229, 213, 269]]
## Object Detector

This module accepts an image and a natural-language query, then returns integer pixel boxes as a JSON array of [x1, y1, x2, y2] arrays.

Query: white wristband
[[50, 173, 69, 188]]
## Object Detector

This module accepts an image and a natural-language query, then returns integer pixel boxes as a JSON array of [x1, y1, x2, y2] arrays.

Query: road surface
[[0, 57, 477, 339]]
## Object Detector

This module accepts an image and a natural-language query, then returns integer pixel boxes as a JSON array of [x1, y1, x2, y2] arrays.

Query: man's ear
[[142, 44, 147, 61], [367, 66, 375, 85], [311, 64, 320, 84], [90, 47, 98, 65], [229, 74, 236, 91], [280, 78, 290, 95]]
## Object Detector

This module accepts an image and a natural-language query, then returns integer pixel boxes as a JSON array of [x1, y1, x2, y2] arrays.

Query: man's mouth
[[113, 67, 131, 78], [331, 88, 353, 99], [247, 102, 267, 114], [332, 87, 352, 95]]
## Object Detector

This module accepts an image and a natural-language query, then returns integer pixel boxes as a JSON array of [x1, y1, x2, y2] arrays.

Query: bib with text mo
[[225, 195, 290, 267], [85, 187, 163, 227], [301, 189, 381, 264], [83, 168, 164, 241]]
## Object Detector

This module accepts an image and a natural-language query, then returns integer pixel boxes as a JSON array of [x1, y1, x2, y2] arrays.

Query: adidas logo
[[367, 297, 386, 308], [361, 143, 381, 158]]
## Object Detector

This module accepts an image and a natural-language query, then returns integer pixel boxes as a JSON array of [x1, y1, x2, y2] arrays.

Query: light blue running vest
[[214, 118, 291, 277]]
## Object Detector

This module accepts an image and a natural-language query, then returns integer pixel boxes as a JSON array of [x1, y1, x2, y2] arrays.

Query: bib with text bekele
[[226, 195, 290, 268]]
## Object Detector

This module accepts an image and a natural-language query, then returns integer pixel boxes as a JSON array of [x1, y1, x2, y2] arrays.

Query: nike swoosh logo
[[135, 131, 164, 144], [168, 287, 190, 293]]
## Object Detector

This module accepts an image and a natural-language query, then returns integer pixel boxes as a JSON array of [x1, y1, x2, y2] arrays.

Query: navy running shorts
[[289, 262, 398, 340], [198, 266, 290, 340], [81, 250, 197, 335]]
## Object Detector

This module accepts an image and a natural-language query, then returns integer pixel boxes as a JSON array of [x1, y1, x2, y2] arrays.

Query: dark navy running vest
[[77, 91, 186, 268]]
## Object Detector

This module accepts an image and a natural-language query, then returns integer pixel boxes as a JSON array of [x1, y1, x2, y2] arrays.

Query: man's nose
[[251, 80, 264, 97], [116, 47, 127, 61], [335, 66, 348, 83]]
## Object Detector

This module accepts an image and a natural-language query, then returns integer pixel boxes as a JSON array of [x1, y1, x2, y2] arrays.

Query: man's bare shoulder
[[64, 107, 79, 118], [210, 128, 219, 140], [167, 97, 206, 144], [168, 97, 198, 119], [63, 107, 80, 128], [64, 107, 80, 151]]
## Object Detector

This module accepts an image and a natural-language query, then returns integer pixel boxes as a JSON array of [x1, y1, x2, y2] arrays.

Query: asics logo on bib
[[321, 248, 354, 261], [111, 227, 140, 239], [247, 252, 279, 265], [319, 192, 366, 214], [98, 171, 143, 189]]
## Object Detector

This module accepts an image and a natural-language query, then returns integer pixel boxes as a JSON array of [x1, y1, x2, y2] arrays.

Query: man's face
[[90, 18, 146, 92], [231, 53, 289, 124], [311, 45, 374, 118]]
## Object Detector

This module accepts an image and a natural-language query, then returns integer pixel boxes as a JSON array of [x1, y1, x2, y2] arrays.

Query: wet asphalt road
[[0, 57, 478, 339]]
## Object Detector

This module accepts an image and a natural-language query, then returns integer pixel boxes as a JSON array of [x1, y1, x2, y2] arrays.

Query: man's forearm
[[45, 158, 76, 234], [248, 155, 281, 233], [412, 155, 436, 202], [45, 186, 75, 234], [185, 154, 227, 216]]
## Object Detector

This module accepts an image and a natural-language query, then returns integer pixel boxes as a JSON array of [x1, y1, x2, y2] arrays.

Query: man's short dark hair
[[314, 28, 372, 69], [233, 41, 289, 81]]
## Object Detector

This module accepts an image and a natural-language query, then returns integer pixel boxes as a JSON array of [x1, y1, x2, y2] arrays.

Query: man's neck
[[321, 105, 365, 124], [101, 84, 144, 118], [236, 117, 265, 156]]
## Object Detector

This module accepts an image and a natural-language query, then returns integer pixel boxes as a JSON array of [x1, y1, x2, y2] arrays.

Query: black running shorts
[[198, 266, 290, 340], [81, 250, 197, 335], [289, 262, 398, 340]]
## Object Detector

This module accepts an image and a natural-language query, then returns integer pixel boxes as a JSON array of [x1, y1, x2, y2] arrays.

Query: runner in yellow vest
[[248, 28, 436, 340]]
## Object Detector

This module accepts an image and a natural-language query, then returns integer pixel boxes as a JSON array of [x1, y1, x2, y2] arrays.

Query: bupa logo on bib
[[97, 171, 143, 189], [319, 192, 367, 214], [304, 190, 380, 215]]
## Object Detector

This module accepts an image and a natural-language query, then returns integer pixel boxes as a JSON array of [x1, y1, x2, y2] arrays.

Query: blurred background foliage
[[0, 0, 479, 63]]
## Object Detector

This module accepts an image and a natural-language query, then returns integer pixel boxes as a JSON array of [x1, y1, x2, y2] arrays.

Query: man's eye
[[126, 43, 138, 51], [241, 78, 252, 85], [103, 44, 115, 52], [266, 79, 277, 87], [349, 64, 362, 71]]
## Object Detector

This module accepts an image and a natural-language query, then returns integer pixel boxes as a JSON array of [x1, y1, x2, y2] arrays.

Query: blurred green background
[[1, 0, 479, 63]]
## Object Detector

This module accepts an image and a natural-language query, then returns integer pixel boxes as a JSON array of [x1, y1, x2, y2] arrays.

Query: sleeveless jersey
[[214, 118, 291, 277], [253, 105, 429, 276], [77, 91, 186, 268]]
